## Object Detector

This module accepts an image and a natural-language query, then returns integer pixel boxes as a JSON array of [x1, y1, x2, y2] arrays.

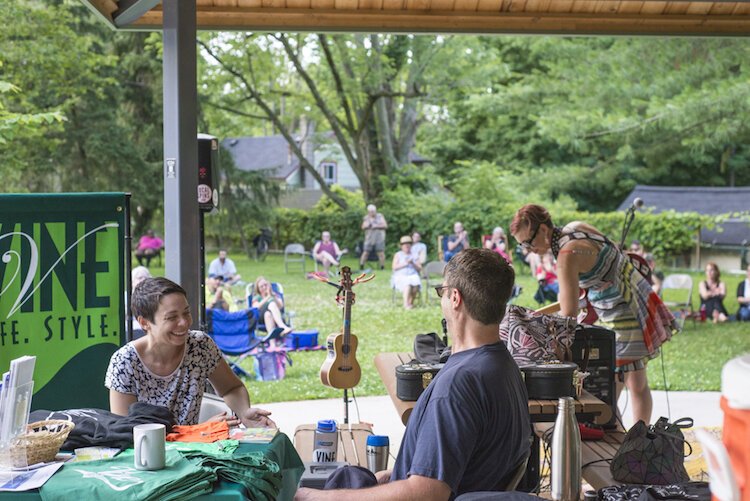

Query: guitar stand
[[343, 389, 350, 425]]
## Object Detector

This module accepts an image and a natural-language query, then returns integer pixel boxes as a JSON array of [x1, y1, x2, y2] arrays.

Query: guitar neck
[[342, 290, 352, 350]]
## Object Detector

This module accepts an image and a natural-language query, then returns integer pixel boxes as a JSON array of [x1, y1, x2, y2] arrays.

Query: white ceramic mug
[[133, 423, 166, 471]]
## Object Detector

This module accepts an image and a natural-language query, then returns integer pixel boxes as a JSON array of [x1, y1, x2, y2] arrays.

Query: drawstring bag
[[499, 305, 580, 366], [599, 481, 710, 501], [253, 350, 292, 381], [610, 417, 693, 485]]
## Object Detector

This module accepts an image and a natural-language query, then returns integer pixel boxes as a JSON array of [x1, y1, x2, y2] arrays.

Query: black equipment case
[[571, 325, 617, 425], [395, 363, 444, 401], [520, 362, 578, 400]]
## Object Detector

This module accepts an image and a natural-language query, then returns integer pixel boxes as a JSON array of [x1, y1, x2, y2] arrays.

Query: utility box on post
[[197, 133, 219, 212]]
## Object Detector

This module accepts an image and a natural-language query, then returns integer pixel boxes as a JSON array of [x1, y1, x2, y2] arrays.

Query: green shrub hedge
[[205, 183, 719, 262]]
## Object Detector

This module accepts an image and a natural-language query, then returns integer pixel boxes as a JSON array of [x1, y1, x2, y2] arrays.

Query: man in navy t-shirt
[[296, 248, 530, 501]]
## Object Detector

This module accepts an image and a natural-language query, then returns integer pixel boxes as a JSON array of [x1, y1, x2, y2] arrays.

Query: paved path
[[260, 390, 723, 464]]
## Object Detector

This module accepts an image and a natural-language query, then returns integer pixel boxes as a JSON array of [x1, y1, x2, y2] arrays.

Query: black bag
[[610, 417, 693, 485], [395, 362, 444, 401], [413, 332, 451, 364], [598, 482, 710, 501]]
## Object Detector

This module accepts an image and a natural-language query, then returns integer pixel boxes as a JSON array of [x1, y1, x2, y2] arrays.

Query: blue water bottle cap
[[316, 419, 337, 433], [367, 435, 389, 447]]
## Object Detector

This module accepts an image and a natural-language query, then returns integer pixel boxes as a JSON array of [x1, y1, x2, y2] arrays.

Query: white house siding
[[313, 144, 359, 190]]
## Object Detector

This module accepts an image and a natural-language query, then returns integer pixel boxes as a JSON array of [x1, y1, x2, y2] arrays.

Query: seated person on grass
[[134, 229, 164, 267], [252, 276, 293, 336], [208, 249, 242, 285], [444, 221, 469, 262], [313, 230, 347, 277], [737, 264, 750, 322], [105, 277, 274, 427], [205, 273, 237, 312], [296, 248, 531, 501], [410, 231, 427, 265]]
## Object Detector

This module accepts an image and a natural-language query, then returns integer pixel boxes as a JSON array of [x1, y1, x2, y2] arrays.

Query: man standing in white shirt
[[359, 204, 388, 270]]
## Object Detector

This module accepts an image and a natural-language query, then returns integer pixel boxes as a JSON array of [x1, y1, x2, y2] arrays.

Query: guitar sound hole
[[342, 346, 350, 355]]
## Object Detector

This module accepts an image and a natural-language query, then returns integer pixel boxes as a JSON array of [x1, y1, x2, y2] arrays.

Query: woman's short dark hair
[[510, 204, 553, 235], [132, 277, 186, 322], [444, 248, 515, 325]]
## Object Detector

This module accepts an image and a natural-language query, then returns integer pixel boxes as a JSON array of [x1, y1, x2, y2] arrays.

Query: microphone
[[632, 197, 644, 210]]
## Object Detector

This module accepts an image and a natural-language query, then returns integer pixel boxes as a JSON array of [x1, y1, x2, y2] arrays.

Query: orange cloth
[[166, 420, 230, 443]]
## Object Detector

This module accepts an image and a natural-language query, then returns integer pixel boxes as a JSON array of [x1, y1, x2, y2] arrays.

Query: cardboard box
[[293, 423, 373, 467]]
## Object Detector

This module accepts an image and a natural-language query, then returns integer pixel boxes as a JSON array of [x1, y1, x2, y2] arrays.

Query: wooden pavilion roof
[[82, 0, 750, 35]]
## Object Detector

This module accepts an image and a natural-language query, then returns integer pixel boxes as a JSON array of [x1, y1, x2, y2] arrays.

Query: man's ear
[[450, 288, 462, 309]]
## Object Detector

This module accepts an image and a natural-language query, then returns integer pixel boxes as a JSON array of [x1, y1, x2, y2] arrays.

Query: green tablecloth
[[1, 433, 303, 501]]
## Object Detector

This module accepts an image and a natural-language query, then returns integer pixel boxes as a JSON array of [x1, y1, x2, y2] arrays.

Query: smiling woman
[[104, 277, 275, 428]]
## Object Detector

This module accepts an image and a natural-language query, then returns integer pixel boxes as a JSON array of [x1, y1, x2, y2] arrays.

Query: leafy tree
[[420, 37, 750, 211], [198, 33, 467, 206], [0, 78, 65, 145], [205, 146, 281, 257], [0, 0, 164, 233]]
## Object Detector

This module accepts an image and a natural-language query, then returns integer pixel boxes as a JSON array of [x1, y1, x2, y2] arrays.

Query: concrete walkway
[[260, 390, 723, 462]]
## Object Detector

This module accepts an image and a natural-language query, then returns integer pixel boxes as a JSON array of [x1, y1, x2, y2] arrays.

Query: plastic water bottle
[[313, 420, 338, 463], [551, 397, 581, 501]]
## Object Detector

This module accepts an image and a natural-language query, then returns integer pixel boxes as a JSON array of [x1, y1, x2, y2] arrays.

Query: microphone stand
[[620, 205, 637, 250]]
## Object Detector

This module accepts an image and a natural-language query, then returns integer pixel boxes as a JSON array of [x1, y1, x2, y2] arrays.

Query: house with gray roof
[[618, 185, 750, 271], [222, 131, 429, 209]]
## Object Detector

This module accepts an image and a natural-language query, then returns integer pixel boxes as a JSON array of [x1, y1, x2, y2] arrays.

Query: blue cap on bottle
[[316, 419, 337, 433], [367, 435, 389, 447]]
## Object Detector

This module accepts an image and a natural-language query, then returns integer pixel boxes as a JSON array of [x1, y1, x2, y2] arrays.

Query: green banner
[[0, 193, 126, 410]]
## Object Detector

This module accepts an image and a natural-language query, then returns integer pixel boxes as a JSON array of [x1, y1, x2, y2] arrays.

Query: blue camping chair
[[205, 307, 284, 378], [245, 282, 292, 334]]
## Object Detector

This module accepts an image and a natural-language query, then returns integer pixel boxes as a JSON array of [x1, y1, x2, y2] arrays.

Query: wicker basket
[[6, 420, 75, 468]]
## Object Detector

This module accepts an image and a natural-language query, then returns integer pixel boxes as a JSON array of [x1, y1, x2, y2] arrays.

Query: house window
[[320, 162, 337, 186]]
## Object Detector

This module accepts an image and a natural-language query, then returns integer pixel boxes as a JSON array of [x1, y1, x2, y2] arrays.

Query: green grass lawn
[[144, 254, 750, 403]]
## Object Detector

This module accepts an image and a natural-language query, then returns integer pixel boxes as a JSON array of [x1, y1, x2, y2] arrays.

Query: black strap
[[577, 325, 591, 372]]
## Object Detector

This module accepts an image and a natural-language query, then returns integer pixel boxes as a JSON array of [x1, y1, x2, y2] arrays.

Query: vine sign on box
[[0, 193, 127, 410]]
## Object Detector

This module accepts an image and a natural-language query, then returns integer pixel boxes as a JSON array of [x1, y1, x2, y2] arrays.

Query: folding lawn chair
[[661, 273, 694, 329], [205, 307, 285, 378]]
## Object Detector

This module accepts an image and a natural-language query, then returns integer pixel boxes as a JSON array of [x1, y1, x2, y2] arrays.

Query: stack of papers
[[0, 356, 36, 445]]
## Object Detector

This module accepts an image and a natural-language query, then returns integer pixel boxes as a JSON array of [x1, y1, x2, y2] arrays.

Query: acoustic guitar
[[320, 266, 362, 389]]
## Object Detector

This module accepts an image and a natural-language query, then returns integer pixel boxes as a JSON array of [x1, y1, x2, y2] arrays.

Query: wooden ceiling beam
[[127, 8, 750, 35]]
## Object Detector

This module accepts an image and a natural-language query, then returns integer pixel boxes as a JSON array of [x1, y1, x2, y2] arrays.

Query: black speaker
[[572, 325, 617, 426], [197, 133, 219, 212]]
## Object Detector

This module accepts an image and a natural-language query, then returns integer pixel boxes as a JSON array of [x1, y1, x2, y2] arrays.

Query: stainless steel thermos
[[551, 396, 581, 501], [366, 435, 389, 473]]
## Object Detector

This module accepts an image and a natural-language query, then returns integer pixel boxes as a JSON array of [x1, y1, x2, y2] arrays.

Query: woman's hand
[[240, 407, 276, 428], [207, 411, 242, 428]]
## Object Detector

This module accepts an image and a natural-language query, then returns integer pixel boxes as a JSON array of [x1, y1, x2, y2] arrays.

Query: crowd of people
[[113, 201, 748, 500]]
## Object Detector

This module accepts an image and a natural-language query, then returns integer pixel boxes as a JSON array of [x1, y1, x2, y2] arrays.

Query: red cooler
[[721, 354, 750, 501]]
